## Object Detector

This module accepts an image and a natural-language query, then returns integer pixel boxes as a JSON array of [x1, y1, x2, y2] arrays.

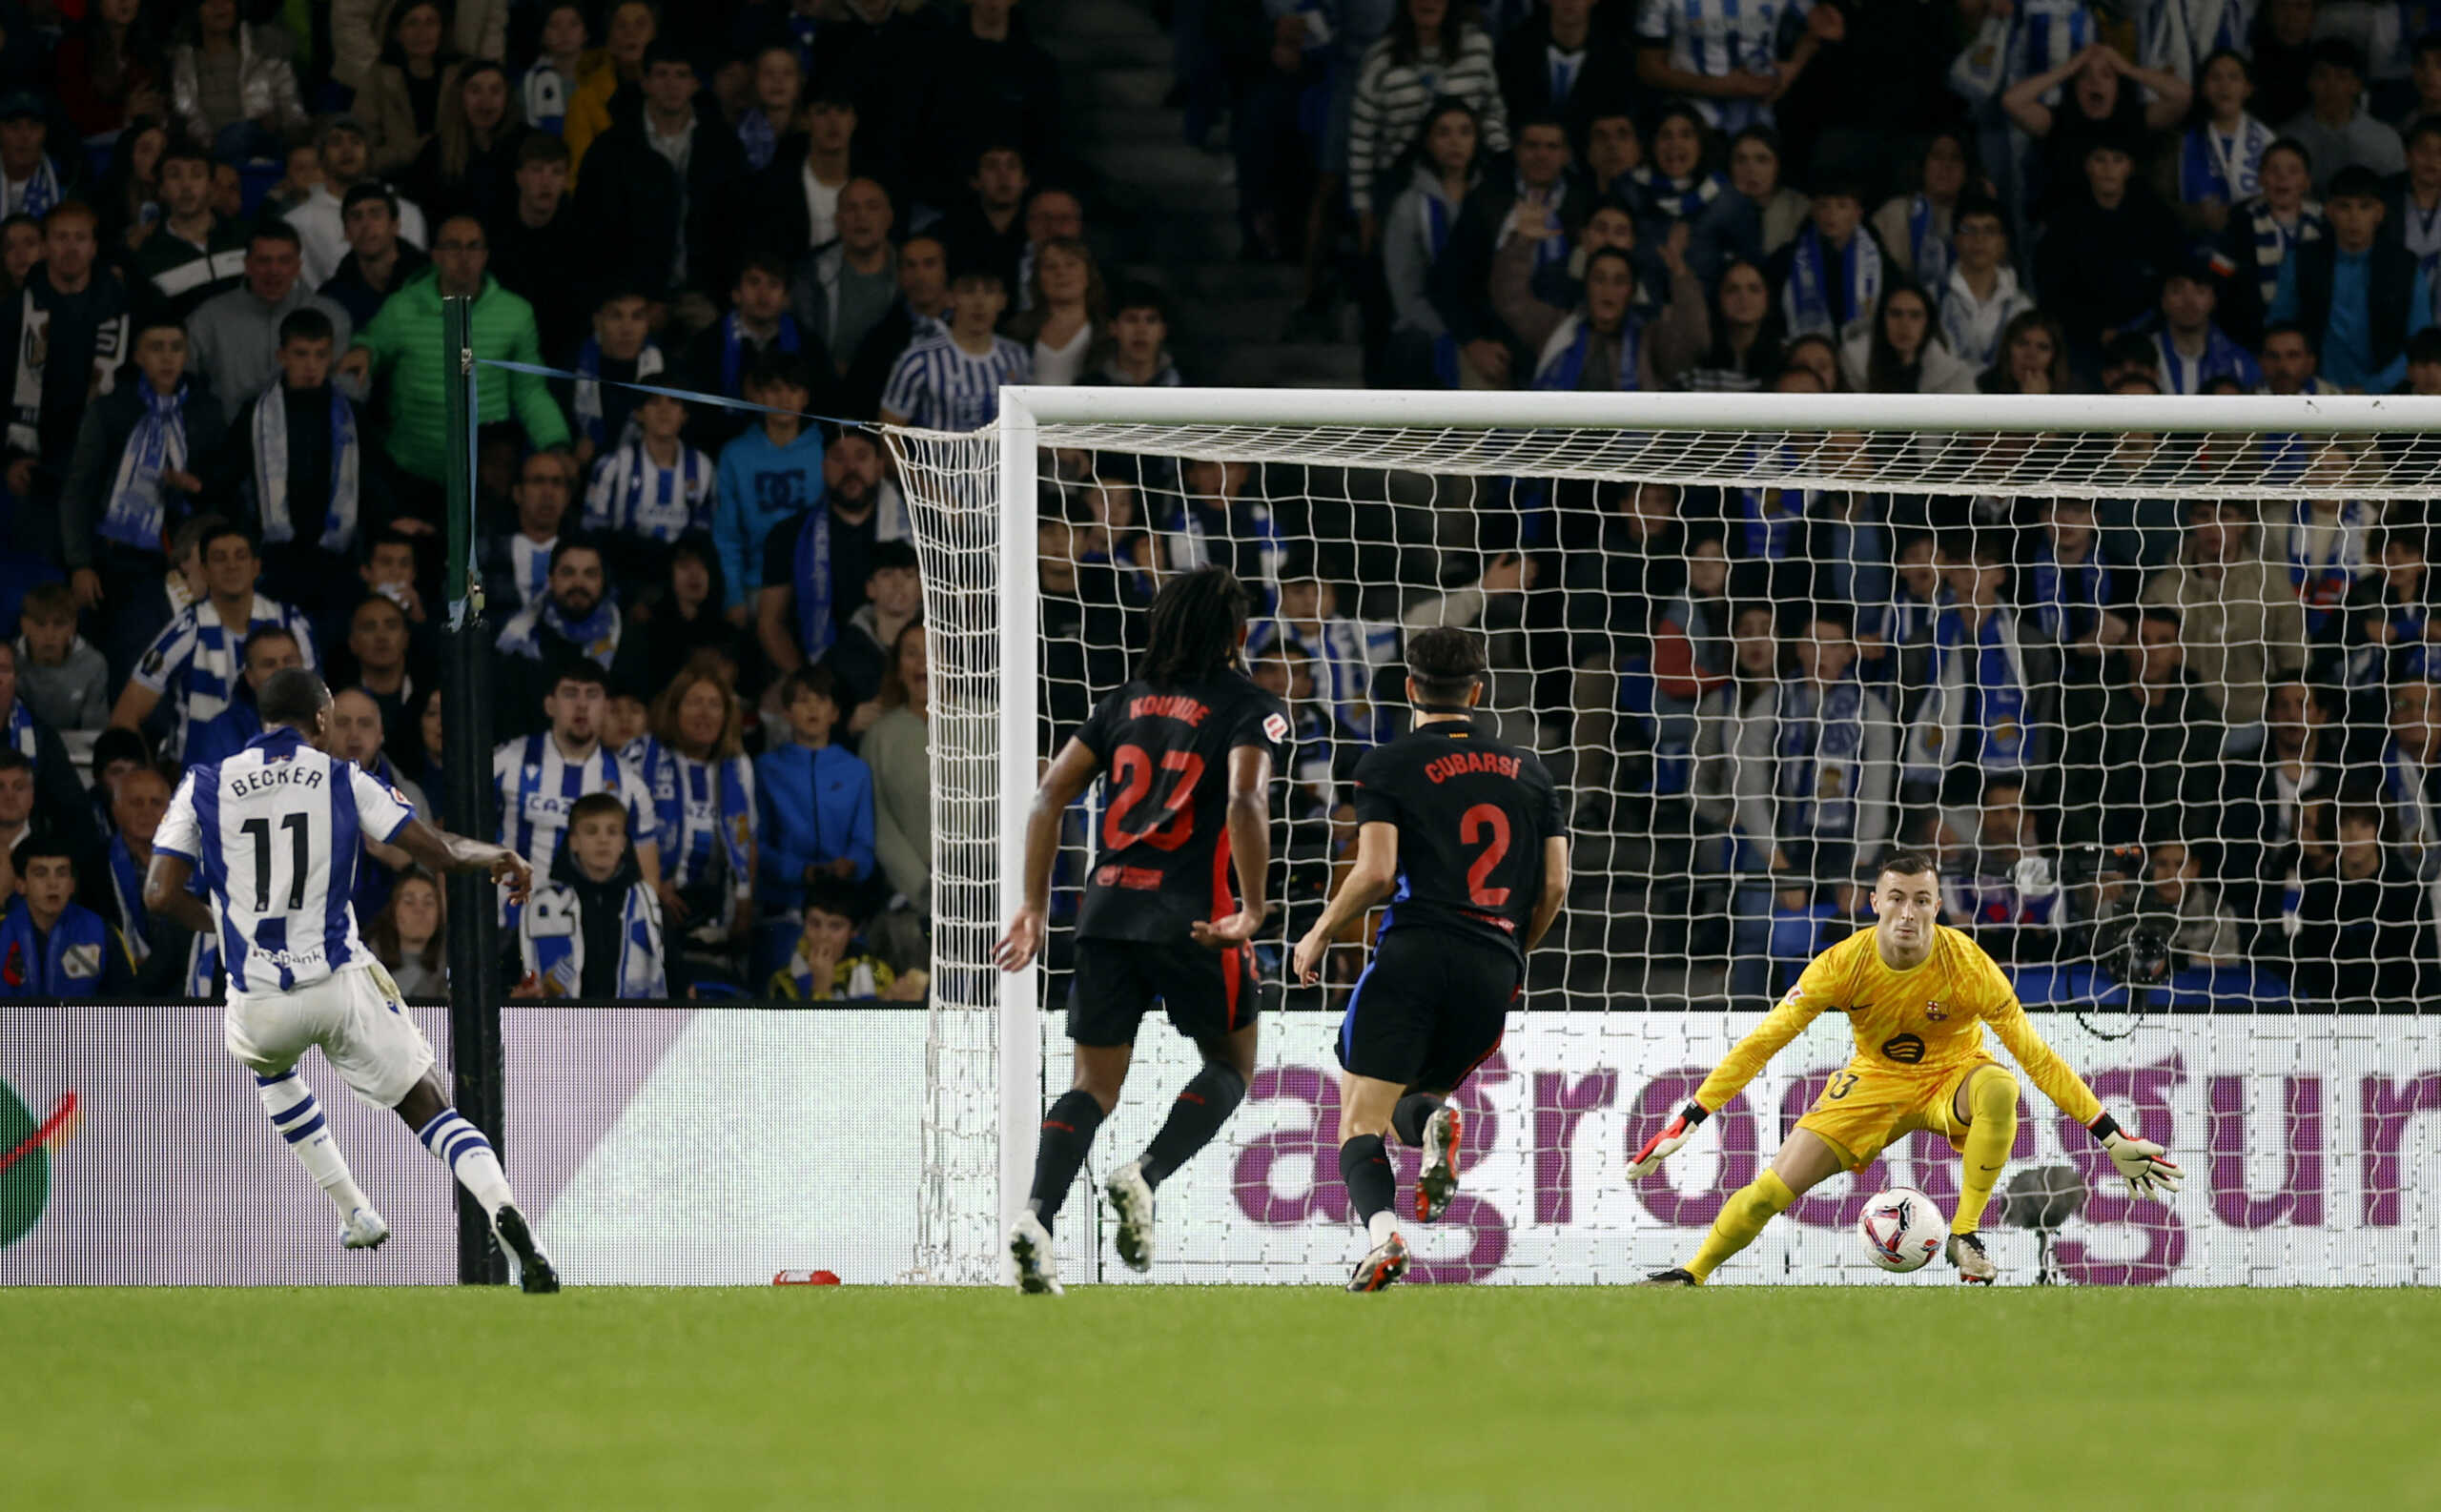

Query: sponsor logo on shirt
[[1880, 1032, 1927, 1064]]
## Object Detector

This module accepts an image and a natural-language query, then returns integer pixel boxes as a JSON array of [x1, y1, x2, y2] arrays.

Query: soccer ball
[[1856, 1187, 1946, 1274]]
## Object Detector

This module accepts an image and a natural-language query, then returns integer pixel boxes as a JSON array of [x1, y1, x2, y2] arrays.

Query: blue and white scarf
[[792, 505, 838, 662], [252, 382, 359, 553], [9, 153, 60, 219], [720, 312, 800, 398], [571, 338, 664, 451], [2285, 499, 2374, 637], [1904, 194, 1953, 295], [104, 834, 148, 965], [1776, 675, 1866, 838], [508, 877, 667, 997], [1531, 312, 1642, 391], [646, 741, 755, 899], [1629, 166, 1724, 222], [2243, 197, 2324, 311], [1, 698, 32, 764], [2180, 117, 2270, 205], [499, 594, 621, 666], [2025, 541, 2111, 644], [1810, 498, 1888, 614], [100, 382, 188, 551], [1906, 605, 2030, 783], [1782, 223, 1883, 338]]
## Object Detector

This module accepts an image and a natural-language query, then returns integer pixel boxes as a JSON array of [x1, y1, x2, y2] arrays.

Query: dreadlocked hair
[[1406, 624, 1487, 705], [1140, 565, 1252, 686]]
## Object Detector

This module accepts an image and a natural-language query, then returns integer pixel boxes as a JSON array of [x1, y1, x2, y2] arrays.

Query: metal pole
[[440, 294, 505, 1286]]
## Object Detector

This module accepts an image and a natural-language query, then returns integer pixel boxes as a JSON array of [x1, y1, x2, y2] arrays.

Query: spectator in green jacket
[[339, 214, 569, 492]]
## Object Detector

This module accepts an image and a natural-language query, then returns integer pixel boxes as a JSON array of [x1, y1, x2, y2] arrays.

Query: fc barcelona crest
[[1924, 999, 1949, 1021]]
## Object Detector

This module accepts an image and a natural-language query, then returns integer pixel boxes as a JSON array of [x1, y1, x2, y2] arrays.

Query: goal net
[[892, 390, 2441, 1288]]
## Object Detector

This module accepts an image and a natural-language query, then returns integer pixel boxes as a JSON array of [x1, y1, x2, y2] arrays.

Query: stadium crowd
[[0, 0, 2430, 1008]]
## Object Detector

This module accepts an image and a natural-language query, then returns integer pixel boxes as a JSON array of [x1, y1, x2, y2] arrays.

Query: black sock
[[1028, 1090, 1106, 1228], [1138, 1062, 1247, 1189], [1338, 1134, 1395, 1226], [1392, 1093, 1445, 1147]]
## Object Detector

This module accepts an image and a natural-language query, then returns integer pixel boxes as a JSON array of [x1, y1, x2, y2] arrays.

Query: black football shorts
[[1335, 929, 1519, 1091], [1068, 935, 1260, 1047]]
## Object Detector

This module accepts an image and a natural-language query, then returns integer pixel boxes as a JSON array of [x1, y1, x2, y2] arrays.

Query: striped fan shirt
[[1346, 29, 1510, 215], [130, 593, 319, 758], [584, 439, 717, 543], [154, 726, 414, 995], [491, 732, 657, 876], [1634, 0, 1815, 130], [879, 334, 1034, 432]]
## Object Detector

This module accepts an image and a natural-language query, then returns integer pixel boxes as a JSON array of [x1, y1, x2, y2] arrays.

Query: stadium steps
[[1048, 0, 1366, 387]]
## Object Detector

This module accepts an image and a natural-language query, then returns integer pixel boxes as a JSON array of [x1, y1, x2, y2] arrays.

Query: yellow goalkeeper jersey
[[1694, 924, 2103, 1126]]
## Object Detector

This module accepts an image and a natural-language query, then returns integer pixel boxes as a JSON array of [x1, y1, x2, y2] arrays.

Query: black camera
[[2062, 844, 2173, 989]]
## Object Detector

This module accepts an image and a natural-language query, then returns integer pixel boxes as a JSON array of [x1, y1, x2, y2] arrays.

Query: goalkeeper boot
[[1105, 1160, 1157, 1274], [1346, 1233, 1409, 1293], [493, 1204, 561, 1294], [1008, 1211, 1063, 1296], [1946, 1232, 1999, 1285], [1637, 1268, 1700, 1288], [339, 1205, 390, 1251], [1415, 1106, 1463, 1223]]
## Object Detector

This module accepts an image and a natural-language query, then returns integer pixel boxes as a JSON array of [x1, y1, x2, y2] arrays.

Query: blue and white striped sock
[[415, 1108, 515, 1216], [256, 1070, 369, 1218]]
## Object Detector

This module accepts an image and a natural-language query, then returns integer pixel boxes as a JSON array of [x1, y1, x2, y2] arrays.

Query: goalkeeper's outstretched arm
[[1628, 986, 1825, 1176], [1988, 991, 2185, 1200]]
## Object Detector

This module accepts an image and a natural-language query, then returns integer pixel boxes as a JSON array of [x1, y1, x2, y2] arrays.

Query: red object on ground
[[772, 1270, 842, 1285]]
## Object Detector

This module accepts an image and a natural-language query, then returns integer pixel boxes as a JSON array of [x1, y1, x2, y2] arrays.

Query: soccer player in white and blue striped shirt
[[142, 668, 561, 1290], [1634, 0, 1844, 133], [109, 521, 318, 758], [491, 659, 662, 885], [877, 268, 1034, 432]]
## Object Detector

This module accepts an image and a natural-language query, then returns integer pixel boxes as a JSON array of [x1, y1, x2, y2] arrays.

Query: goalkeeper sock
[[1686, 1170, 1797, 1283], [1953, 1068, 2020, 1236], [415, 1108, 515, 1217], [1138, 1062, 1246, 1189], [1338, 1134, 1400, 1248], [1027, 1090, 1106, 1229], [256, 1071, 369, 1218], [1391, 1093, 1445, 1147]]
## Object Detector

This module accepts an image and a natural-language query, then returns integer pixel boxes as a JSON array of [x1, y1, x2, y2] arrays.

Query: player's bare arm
[[992, 736, 1102, 972], [140, 851, 215, 934], [1524, 835, 1569, 952], [1294, 820, 1398, 984], [392, 818, 535, 903], [1187, 744, 1274, 950]]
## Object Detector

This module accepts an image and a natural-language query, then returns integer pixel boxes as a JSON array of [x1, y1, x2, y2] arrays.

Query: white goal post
[[891, 388, 2441, 1288]]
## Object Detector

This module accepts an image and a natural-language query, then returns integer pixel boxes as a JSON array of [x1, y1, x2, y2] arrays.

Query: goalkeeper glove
[[2088, 1113, 2182, 1201], [1628, 1102, 1709, 1178]]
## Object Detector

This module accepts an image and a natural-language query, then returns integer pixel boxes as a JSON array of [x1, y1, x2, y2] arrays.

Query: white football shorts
[[223, 962, 434, 1109]]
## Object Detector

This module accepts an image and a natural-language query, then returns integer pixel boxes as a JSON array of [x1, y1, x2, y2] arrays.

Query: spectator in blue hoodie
[[755, 662, 875, 918], [712, 351, 825, 624]]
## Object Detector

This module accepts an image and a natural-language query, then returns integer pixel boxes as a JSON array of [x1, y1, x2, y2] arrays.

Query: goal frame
[[979, 385, 2441, 1266]]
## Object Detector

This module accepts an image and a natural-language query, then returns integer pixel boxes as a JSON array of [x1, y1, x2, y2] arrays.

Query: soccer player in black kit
[[1293, 626, 1569, 1292], [994, 566, 1289, 1294]]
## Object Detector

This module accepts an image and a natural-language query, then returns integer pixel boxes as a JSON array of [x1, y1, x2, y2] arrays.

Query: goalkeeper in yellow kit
[[1629, 851, 2183, 1284]]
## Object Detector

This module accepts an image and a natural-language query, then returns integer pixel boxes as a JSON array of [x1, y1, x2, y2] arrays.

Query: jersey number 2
[[1103, 745, 1205, 852], [1460, 804, 1511, 908], [240, 813, 312, 911]]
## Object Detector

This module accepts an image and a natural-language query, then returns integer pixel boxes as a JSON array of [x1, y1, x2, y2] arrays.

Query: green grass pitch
[[7, 1287, 2436, 1511]]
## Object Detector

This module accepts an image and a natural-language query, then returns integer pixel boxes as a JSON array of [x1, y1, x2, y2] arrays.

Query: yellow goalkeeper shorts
[[1794, 1056, 2001, 1171]]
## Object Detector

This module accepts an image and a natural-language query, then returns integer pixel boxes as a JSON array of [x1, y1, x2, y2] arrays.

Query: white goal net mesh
[[893, 398, 2441, 1287]]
